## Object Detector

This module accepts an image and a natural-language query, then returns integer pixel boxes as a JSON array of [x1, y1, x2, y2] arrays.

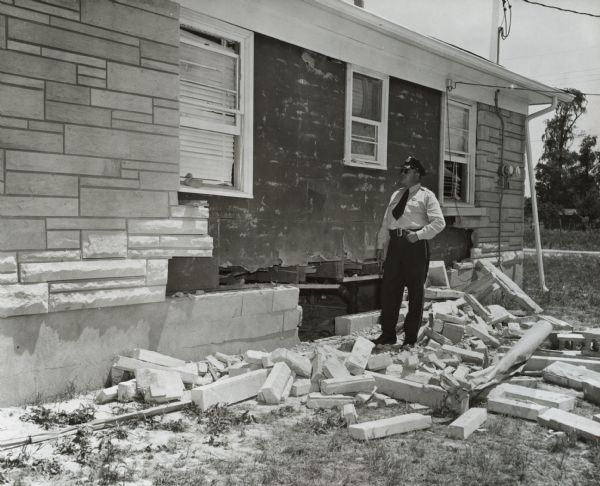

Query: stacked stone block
[[0, 0, 212, 318]]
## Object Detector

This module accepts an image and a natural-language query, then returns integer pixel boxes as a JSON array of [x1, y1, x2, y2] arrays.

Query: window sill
[[442, 205, 487, 217], [179, 184, 253, 199], [343, 159, 387, 170]]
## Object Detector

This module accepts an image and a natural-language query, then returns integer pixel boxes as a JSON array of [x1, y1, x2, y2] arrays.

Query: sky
[[361, 0, 600, 195]]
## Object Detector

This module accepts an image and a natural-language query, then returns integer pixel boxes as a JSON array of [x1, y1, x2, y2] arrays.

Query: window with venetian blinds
[[179, 28, 241, 187]]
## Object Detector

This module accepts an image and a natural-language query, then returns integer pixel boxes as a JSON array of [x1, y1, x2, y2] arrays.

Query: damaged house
[[0, 0, 572, 405]]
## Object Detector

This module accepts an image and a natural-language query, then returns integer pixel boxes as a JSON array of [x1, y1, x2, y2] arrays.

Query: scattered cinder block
[[442, 322, 465, 344], [428, 261, 449, 287], [498, 383, 576, 411], [334, 310, 380, 336], [538, 408, 600, 441], [366, 354, 393, 371], [271, 348, 312, 377], [369, 372, 447, 409], [206, 355, 227, 372], [113, 356, 201, 385], [345, 337, 375, 375], [244, 350, 269, 365], [447, 408, 487, 440], [117, 379, 138, 402], [487, 395, 548, 421], [131, 349, 185, 368], [348, 413, 432, 440], [557, 333, 586, 351], [291, 378, 311, 397], [323, 357, 352, 379], [258, 362, 293, 404], [441, 345, 485, 366], [582, 380, 600, 406], [542, 362, 600, 390], [342, 403, 358, 425], [197, 362, 209, 375], [593, 414, 600, 424], [321, 375, 377, 395], [306, 392, 354, 409], [191, 369, 269, 411], [135, 368, 184, 403], [467, 324, 500, 348], [96, 385, 119, 404]]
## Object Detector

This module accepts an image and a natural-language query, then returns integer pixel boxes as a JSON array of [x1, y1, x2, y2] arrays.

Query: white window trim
[[344, 64, 389, 170], [178, 8, 254, 199], [439, 94, 477, 206]]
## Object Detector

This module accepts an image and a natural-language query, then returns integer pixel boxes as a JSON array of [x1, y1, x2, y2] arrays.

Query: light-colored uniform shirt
[[377, 183, 446, 250]]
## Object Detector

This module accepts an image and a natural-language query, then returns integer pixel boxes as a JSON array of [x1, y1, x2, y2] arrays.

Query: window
[[344, 65, 389, 169], [443, 98, 476, 204], [178, 14, 253, 198]]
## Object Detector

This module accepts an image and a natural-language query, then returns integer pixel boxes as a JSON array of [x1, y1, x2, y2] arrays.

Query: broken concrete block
[[113, 356, 201, 385], [447, 408, 487, 440], [244, 350, 269, 365], [538, 408, 600, 441], [342, 403, 358, 425], [427, 261, 449, 287], [471, 339, 488, 354], [369, 372, 447, 409], [506, 322, 524, 338], [593, 414, 600, 424], [463, 293, 492, 321], [131, 349, 185, 368], [542, 362, 600, 390], [323, 357, 352, 379], [261, 355, 274, 368], [466, 324, 500, 348], [291, 378, 311, 397], [497, 383, 576, 411], [366, 401, 379, 409], [135, 368, 184, 403], [271, 348, 312, 377], [582, 380, 600, 406], [229, 365, 251, 377], [191, 369, 269, 411], [442, 322, 465, 344], [344, 336, 375, 375], [281, 375, 294, 401], [348, 413, 432, 440], [409, 403, 432, 414], [366, 354, 393, 371], [206, 355, 226, 372], [453, 364, 470, 381], [306, 392, 354, 409], [96, 385, 118, 404], [486, 305, 513, 326], [321, 375, 377, 395], [334, 310, 380, 335], [424, 327, 453, 346], [197, 362, 209, 375], [487, 396, 548, 421], [402, 371, 433, 385], [538, 315, 574, 332], [355, 388, 377, 405], [441, 345, 485, 366], [425, 287, 463, 299], [117, 379, 138, 402], [258, 362, 293, 404]]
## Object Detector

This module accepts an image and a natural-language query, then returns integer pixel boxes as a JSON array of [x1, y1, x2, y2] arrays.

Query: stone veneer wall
[[0, 0, 213, 318]]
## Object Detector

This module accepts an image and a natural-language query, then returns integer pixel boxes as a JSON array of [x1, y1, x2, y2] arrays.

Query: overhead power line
[[520, 0, 600, 18]]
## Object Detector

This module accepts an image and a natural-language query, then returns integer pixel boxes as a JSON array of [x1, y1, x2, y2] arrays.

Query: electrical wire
[[500, 0, 513, 39], [448, 81, 600, 96], [520, 0, 600, 18]]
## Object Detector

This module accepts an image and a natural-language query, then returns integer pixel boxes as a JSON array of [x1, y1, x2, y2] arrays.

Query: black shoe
[[371, 335, 397, 346]]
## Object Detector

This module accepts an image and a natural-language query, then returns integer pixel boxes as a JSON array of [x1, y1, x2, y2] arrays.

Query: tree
[[534, 89, 600, 228]]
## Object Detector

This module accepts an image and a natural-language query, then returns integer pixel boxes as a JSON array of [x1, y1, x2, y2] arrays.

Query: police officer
[[372, 156, 446, 347]]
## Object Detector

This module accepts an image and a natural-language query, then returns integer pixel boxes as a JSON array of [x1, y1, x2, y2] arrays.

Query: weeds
[[293, 409, 345, 435], [54, 426, 93, 463], [20, 403, 96, 429]]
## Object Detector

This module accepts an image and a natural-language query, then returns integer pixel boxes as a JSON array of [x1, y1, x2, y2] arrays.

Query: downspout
[[525, 96, 558, 292]]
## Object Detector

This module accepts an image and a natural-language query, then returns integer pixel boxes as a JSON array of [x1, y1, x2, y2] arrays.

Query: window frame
[[178, 10, 254, 199], [439, 95, 477, 206], [344, 64, 389, 170]]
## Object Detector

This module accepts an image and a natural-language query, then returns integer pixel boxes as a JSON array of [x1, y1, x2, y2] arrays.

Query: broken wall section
[[0, 0, 212, 318]]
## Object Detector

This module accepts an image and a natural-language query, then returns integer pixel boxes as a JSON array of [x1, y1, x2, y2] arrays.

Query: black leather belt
[[389, 228, 422, 238]]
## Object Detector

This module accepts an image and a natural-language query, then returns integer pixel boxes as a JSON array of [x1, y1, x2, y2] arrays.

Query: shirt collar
[[405, 182, 421, 194]]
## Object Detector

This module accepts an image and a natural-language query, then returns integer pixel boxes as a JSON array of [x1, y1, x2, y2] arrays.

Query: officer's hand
[[406, 232, 419, 243]]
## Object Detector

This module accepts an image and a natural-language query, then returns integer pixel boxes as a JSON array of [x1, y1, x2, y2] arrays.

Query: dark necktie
[[392, 189, 409, 220]]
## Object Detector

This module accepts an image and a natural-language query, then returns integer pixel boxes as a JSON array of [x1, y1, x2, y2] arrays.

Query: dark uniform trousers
[[379, 230, 430, 344]]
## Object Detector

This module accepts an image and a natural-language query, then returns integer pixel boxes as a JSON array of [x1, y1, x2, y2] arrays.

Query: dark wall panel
[[181, 33, 467, 271]]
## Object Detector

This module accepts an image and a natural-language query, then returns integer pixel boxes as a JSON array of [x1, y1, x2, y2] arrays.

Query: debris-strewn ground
[[1, 251, 599, 486]]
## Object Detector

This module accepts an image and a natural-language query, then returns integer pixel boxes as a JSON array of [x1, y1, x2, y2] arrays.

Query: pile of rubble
[[2, 258, 600, 449]]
